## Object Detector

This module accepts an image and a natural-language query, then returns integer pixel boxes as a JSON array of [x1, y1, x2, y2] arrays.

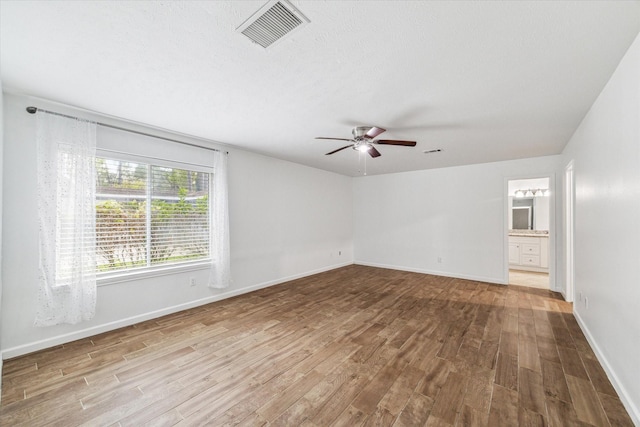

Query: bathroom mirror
[[512, 198, 534, 230], [512, 207, 532, 230]]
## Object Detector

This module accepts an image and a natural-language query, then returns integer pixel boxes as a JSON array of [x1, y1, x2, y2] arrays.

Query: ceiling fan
[[316, 126, 416, 158]]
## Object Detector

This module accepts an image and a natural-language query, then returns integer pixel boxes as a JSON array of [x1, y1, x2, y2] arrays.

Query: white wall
[[353, 155, 561, 285], [0, 80, 4, 395], [561, 33, 640, 424], [228, 148, 352, 288], [1, 93, 354, 358]]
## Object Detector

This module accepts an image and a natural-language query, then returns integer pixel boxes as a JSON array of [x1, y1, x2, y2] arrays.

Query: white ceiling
[[1, 1, 639, 176]]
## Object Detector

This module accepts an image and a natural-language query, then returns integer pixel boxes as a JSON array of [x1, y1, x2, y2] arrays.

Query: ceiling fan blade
[[368, 146, 382, 158], [316, 137, 353, 142], [325, 145, 353, 155], [364, 127, 386, 139], [376, 139, 417, 147]]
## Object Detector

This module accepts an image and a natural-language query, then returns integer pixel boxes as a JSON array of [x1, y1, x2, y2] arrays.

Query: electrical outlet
[[437, 257, 442, 263], [338, 250, 342, 256], [190, 277, 196, 287], [584, 296, 588, 309]]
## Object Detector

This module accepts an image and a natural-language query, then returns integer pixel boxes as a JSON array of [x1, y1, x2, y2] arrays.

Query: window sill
[[97, 261, 211, 286]]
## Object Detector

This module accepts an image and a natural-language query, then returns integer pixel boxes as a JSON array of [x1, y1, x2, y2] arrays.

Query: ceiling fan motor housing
[[352, 126, 373, 140]]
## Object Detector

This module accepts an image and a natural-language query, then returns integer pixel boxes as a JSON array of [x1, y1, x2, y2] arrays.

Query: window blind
[[96, 157, 211, 274]]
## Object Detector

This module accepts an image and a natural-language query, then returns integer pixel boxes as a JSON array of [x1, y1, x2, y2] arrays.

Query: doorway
[[507, 177, 551, 289]]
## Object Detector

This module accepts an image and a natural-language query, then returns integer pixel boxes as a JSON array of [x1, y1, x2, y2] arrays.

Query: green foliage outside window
[[95, 158, 210, 273]]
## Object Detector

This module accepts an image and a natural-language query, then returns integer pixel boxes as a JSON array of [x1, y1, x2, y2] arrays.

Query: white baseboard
[[355, 260, 506, 285], [1, 261, 353, 360], [559, 289, 568, 301], [574, 310, 639, 425]]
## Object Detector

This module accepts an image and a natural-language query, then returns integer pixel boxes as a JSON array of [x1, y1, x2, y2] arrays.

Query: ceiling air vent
[[237, 0, 309, 48]]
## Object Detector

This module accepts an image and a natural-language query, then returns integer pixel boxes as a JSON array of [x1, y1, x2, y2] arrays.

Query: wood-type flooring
[[0, 265, 633, 426]]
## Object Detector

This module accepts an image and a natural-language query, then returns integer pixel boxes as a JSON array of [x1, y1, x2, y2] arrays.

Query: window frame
[[95, 149, 213, 286]]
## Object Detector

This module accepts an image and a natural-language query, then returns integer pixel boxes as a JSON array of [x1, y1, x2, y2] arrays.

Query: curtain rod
[[26, 106, 228, 154]]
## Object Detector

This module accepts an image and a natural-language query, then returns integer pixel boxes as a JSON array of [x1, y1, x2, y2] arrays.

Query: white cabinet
[[534, 197, 550, 230], [521, 254, 541, 267], [509, 243, 520, 264], [509, 235, 549, 272]]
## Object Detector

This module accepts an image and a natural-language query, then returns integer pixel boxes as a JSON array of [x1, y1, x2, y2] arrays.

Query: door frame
[[563, 161, 575, 302]]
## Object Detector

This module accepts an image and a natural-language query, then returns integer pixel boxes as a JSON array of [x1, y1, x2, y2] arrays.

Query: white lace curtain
[[35, 112, 97, 326], [208, 151, 231, 289]]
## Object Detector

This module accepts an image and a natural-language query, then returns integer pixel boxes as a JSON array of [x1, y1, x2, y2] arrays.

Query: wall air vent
[[237, 0, 309, 49]]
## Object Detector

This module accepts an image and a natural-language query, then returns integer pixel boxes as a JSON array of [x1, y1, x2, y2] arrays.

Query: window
[[95, 157, 211, 274]]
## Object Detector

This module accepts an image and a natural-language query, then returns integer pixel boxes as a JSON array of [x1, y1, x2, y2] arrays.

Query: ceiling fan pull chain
[[364, 152, 367, 176]]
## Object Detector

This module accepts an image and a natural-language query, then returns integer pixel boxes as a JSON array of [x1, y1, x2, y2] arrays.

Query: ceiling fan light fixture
[[356, 143, 372, 152]]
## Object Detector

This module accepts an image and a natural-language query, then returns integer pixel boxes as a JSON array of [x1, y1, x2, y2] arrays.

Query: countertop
[[509, 230, 549, 237]]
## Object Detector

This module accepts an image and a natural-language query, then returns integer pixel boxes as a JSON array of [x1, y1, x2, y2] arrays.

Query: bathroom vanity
[[508, 231, 549, 272]]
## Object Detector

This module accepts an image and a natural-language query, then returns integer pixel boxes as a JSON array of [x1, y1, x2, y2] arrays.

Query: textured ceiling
[[1, 1, 639, 176]]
